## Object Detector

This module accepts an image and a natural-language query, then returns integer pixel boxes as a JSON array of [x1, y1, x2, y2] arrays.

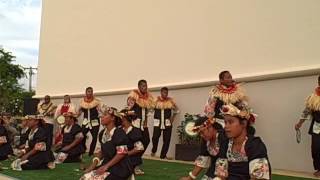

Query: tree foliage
[[0, 48, 35, 115]]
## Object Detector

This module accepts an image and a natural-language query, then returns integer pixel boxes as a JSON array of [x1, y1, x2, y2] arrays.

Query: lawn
[[0, 157, 315, 180]]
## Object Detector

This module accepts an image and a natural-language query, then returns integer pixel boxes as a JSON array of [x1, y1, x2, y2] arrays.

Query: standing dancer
[[37, 95, 57, 149], [127, 79, 154, 174], [204, 71, 248, 126], [78, 87, 101, 156], [295, 75, 320, 177], [151, 87, 179, 159]]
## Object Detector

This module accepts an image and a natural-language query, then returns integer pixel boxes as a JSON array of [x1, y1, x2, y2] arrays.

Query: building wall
[[37, 0, 320, 96]]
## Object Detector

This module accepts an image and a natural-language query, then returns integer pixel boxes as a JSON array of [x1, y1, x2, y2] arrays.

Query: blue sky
[[0, 0, 41, 68]]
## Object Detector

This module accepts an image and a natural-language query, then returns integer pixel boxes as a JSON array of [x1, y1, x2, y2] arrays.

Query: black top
[[154, 108, 172, 120], [19, 128, 30, 147], [126, 127, 143, 166], [218, 136, 271, 180], [61, 124, 85, 155], [80, 107, 99, 121], [213, 98, 225, 119], [98, 128, 133, 178], [198, 131, 227, 178], [131, 103, 146, 120], [26, 127, 54, 164], [0, 124, 13, 159], [309, 110, 320, 135]]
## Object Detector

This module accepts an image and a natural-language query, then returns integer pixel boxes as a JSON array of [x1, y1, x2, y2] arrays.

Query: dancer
[[82, 106, 133, 180], [11, 115, 55, 170], [128, 79, 154, 174], [79, 87, 101, 156], [151, 87, 179, 159], [54, 112, 84, 164], [180, 116, 225, 180], [295, 75, 320, 177], [215, 103, 270, 179]]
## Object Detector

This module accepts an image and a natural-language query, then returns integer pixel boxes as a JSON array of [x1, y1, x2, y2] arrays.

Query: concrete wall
[[37, 0, 320, 96]]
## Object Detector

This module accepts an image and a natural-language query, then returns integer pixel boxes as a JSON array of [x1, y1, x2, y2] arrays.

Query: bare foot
[[313, 170, 320, 177], [47, 162, 55, 169]]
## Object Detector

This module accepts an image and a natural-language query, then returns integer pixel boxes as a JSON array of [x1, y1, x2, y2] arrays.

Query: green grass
[[0, 157, 315, 180]]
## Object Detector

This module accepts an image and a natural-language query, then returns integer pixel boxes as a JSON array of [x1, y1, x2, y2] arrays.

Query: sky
[[0, 0, 42, 89]]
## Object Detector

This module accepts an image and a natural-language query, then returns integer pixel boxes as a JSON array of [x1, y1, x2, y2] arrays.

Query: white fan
[[56, 115, 65, 125], [184, 121, 198, 137]]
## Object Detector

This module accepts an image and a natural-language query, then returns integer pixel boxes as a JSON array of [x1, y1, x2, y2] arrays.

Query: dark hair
[[86, 87, 93, 92], [195, 116, 207, 126], [318, 75, 320, 83], [107, 107, 122, 127], [212, 122, 223, 131], [138, 79, 147, 86], [161, 87, 169, 92], [238, 117, 256, 136], [120, 109, 136, 123], [34, 118, 44, 127], [219, 71, 230, 80], [70, 116, 78, 122]]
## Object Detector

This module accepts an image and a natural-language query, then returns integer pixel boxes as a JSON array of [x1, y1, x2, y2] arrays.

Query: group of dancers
[[0, 79, 179, 179], [0, 71, 319, 179]]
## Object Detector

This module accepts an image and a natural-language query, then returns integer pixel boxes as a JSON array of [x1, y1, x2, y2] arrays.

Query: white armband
[[134, 141, 144, 151], [194, 155, 211, 168], [249, 158, 270, 179], [214, 158, 228, 178]]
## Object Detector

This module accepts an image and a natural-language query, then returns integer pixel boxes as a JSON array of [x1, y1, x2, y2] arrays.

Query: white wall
[[37, 0, 320, 97], [49, 75, 318, 172]]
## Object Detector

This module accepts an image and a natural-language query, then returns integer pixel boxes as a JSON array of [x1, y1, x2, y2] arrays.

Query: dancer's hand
[[95, 165, 108, 175], [295, 122, 302, 130], [61, 146, 69, 152], [20, 155, 27, 162]]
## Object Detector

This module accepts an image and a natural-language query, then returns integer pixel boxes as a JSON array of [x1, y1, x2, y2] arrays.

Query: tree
[[0, 48, 35, 115]]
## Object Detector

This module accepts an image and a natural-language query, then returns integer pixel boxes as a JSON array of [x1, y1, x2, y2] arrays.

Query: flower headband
[[221, 103, 256, 123], [24, 114, 44, 120], [100, 105, 122, 118]]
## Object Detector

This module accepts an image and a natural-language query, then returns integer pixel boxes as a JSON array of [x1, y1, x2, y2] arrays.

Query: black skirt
[[21, 127, 54, 170], [0, 125, 13, 160]]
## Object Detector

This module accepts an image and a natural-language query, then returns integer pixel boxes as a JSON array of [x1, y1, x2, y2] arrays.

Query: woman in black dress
[[0, 115, 13, 161], [55, 112, 84, 163], [82, 106, 133, 180], [119, 109, 144, 174], [18, 117, 30, 149], [11, 115, 55, 170], [215, 103, 271, 180], [180, 117, 226, 180]]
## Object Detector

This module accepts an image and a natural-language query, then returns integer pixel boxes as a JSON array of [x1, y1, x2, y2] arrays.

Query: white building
[[36, 0, 320, 173]]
